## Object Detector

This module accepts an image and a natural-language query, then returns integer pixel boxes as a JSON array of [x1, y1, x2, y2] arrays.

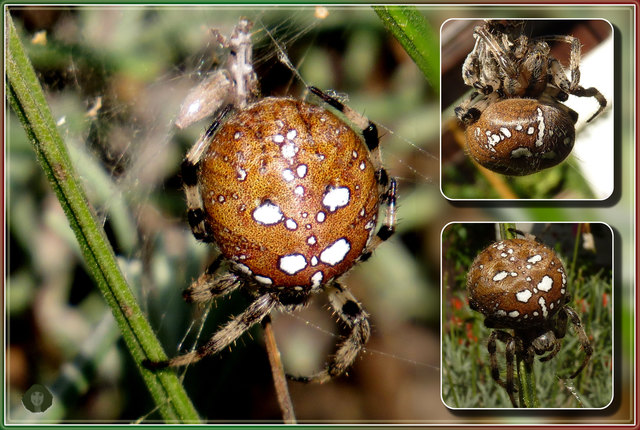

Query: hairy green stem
[[7, 14, 200, 423], [517, 358, 540, 408]]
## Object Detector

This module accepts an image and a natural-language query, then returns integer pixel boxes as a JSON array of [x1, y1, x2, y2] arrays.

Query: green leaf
[[373, 6, 439, 92]]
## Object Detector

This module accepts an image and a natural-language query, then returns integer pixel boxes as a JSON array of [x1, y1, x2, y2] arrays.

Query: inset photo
[[441, 223, 613, 408], [440, 19, 613, 200]]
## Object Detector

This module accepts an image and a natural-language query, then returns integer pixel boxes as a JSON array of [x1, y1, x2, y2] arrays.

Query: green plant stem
[[373, 6, 439, 92], [517, 359, 540, 408], [571, 223, 583, 277], [499, 223, 517, 240], [498, 223, 538, 408], [7, 14, 200, 423]]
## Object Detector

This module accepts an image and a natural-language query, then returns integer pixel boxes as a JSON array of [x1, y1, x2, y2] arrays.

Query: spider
[[143, 19, 397, 384], [466, 233, 592, 407], [454, 20, 607, 176]]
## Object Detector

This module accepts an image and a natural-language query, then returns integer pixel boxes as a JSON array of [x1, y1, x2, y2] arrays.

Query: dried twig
[[262, 316, 297, 424]]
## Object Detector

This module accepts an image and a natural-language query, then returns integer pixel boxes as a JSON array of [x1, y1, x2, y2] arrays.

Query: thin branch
[[262, 316, 296, 424]]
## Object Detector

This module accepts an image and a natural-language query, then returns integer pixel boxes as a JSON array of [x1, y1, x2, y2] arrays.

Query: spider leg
[[308, 85, 397, 257], [289, 282, 370, 383], [546, 36, 607, 122], [538, 339, 562, 362], [538, 35, 582, 92], [488, 330, 519, 407], [308, 86, 379, 151], [569, 86, 608, 122], [475, 25, 518, 81], [359, 177, 397, 259], [143, 292, 277, 370], [563, 306, 593, 378], [462, 35, 486, 90], [182, 104, 233, 242], [182, 254, 242, 303]]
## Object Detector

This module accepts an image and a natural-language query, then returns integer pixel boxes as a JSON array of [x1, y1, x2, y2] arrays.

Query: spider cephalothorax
[[467, 234, 592, 407], [143, 20, 397, 383], [454, 20, 607, 176]]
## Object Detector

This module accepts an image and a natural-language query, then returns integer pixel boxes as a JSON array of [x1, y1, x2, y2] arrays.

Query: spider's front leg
[[544, 35, 582, 91], [546, 35, 607, 122], [290, 282, 370, 383], [143, 292, 277, 370]]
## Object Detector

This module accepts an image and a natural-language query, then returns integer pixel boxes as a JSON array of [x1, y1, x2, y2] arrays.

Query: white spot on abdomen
[[511, 147, 533, 158], [516, 290, 532, 303], [281, 142, 297, 159], [493, 271, 508, 281], [282, 169, 295, 182], [535, 107, 545, 147], [279, 254, 307, 275], [500, 127, 512, 138], [322, 186, 351, 212], [528, 255, 542, 264], [537, 275, 553, 292], [311, 271, 324, 287], [296, 164, 307, 178], [538, 296, 548, 318], [320, 238, 351, 266], [285, 218, 298, 230], [237, 167, 247, 181], [252, 201, 284, 225]]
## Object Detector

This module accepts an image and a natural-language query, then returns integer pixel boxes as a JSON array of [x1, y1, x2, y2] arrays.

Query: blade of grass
[[6, 14, 200, 423], [373, 6, 439, 92]]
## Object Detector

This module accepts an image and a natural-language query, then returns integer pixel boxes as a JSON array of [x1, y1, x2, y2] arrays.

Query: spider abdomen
[[467, 238, 567, 328], [465, 98, 577, 176], [199, 97, 380, 288]]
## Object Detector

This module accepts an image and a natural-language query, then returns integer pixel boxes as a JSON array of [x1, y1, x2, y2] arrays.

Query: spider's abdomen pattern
[[199, 97, 379, 288], [465, 98, 577, 176], [467, 238, 567, 328]]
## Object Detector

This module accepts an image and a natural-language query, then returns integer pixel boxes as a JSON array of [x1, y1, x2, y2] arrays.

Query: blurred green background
[[5, 4, 635, 425]]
